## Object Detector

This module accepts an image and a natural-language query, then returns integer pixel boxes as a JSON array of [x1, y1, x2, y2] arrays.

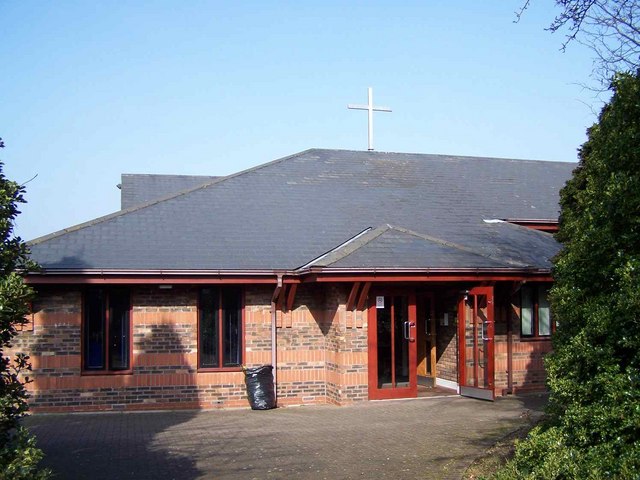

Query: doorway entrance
[[458, 286, 495, 400], [367, 290, 417, 400], [367, 286, 496, 401], [417, 293, 436, 386]]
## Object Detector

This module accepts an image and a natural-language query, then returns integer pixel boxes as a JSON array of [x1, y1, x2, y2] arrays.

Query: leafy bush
[[493, 72, 640, 479], [0, 139, 49, 479], [0, 427, 48, 480]]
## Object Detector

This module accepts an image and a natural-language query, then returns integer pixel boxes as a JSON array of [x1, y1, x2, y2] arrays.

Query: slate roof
[[308, 224, 554, 270], [120, 174, 218, 209], [28, 149, 576, 273]]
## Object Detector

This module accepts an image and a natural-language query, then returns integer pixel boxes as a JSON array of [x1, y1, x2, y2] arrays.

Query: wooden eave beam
[[346, 282, 361, 311], [275, 287, 285, 311], [285, 283, 298, 311], [356, 281, 371, 310], [273, 282, 297, 312], [271, 282, 282, 305]]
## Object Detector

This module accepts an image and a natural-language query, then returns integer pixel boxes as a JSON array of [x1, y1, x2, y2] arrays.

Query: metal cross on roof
[[347, 87, 392, 151]]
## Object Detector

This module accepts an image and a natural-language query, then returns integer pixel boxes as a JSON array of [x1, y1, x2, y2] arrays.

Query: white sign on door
[[376, 296, 385, 309]]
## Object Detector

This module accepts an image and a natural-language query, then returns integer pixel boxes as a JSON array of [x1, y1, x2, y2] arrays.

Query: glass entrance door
[[458, 286, 495, 400], [368, 290, 417, 400]]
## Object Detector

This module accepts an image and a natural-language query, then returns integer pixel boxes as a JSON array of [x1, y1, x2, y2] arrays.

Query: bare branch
[[21, 173, 38, 187], [515, 0, 532, 23], [519, 1, 640, 86]]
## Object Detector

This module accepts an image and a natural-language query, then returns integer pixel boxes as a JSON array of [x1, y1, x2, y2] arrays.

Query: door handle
[[404, 321, 416, 342], [482, 320, 491, 341]]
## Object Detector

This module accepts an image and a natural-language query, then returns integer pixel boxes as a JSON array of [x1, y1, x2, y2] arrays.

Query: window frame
[[81, 287, 133, 375], [520, 284, 555, 340], [197, 286, 245, 372]]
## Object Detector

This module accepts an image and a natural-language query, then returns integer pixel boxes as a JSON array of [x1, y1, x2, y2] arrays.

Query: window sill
[[197, 367, 244, 373], [81, 369, 133, 376], [519, 336, 552, 342]]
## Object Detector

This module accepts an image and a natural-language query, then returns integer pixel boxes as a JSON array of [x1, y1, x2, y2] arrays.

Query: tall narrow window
[[84, 288, 131, 372], [84, 290, 106, 370], [520, 285, 553, 338], [521, 287, 534, 336], [537, 288, 551, 336], [199, 288, 219, 368], [199, 287, 243, 369]]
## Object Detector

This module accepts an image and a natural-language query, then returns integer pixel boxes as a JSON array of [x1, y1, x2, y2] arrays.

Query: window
[[521, 285, 553, 338], [83, 288, 131, 372], [198, 287, 243, 369]]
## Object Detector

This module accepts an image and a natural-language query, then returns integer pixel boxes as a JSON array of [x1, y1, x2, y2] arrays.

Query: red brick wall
[[10, 286, 266, 411], [9, 282, 551, 412], [10, 283, 371, 412], [435, 295, 458, 384], [493, 284, 552, 395], [274, 284, 328, 406], [324, 284, 368, 405]]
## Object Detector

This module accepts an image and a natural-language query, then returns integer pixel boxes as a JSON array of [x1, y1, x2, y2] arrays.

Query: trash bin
[[243, 365, 276, 410]]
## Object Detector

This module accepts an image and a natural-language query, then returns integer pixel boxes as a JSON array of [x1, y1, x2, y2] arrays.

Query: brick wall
[[12, 290, 82, 383], [324, 284, 368, 405], [273, 284, 328, 406], [435, 295, 458, 384], [9, 286, 267, 412], [493, 284, 551, 395], [10, 283, 372, 412], [8, 282, 550, 412]]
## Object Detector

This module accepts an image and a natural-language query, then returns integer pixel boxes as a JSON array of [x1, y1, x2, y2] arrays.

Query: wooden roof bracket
[[346, 282, 361, 311], [272, 277, 297, 312], [510, 280, 526, 296], [356, 282, 371, 310], [271, 275, 283, 304], [285, 283, 298, 311]]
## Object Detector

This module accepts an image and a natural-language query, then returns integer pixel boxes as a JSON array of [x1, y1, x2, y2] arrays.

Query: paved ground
[[24, 395, 547, 480]]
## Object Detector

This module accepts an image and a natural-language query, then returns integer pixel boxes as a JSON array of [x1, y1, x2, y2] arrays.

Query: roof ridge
[[297, 226, 387, 269], [309, 148, 574, 165], [313, 223, 530, 269], [386, 224, 530, 268], [121, 173, 218, 178], [28, 149, 317, 246]]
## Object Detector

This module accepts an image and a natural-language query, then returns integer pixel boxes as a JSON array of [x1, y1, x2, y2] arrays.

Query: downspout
[[271, 274, 283, 405], [506, 306, 513, 395], [504, 281, 523, 395]]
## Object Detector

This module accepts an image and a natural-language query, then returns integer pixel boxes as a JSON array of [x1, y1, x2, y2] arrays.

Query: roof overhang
[[300, 267, 553, 283], [25, 267, 553, 285], [503, 218, 559, 233], [25, 269, 294, 285]]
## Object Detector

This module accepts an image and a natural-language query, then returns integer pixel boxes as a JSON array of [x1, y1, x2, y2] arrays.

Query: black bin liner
[[243, 365, 276, 410]]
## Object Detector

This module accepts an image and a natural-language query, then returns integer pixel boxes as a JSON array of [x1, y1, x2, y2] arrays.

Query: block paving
[[24, 394, 547, 480]]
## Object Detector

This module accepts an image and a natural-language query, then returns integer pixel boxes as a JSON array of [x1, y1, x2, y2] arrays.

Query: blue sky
[[1, 1, 599, 241]]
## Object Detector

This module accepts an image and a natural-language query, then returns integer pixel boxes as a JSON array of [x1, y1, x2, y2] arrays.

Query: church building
[[12, 148, 574, 411]]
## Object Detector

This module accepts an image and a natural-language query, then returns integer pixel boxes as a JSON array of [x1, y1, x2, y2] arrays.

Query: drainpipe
[[504, 281, 524, 396], [505, 305, 513, 396], [271, 274, 283, 405]]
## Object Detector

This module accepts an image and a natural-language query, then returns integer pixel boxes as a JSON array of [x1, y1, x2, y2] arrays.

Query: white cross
[[348, 87, 392, 151]]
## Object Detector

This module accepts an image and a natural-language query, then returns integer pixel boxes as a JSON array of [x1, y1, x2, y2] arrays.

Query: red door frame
[[368, 288, 418, 400], [458, 286, 495, 400]]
